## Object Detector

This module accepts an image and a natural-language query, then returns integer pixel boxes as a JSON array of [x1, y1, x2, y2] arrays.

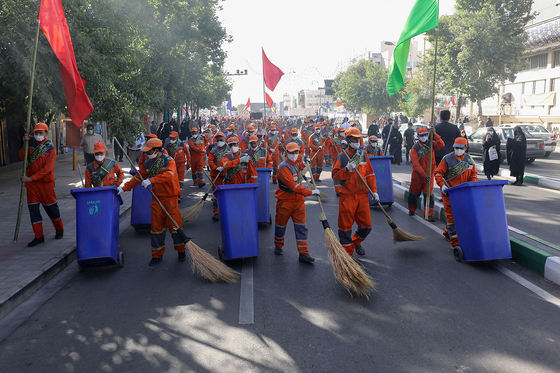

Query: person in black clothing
[[367, 120, 379, 138], [403, 122, 415, 164], [113, 135, 124, 162], [157, 122, 170, 141], [382, 119, 393, 149], [168, 119, 178, 133], [485, 117, 494, 128], [179, 119, 190, 140], [482, 127, 501, 180], [388, 122, 403, 165], [434, 110, 462, 165], [507, 126, 526, 186], [150, 121, 157, 135]]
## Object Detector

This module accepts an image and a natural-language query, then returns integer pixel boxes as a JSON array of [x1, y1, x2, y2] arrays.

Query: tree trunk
[[455, 96, 462, 124], [476, 98, 483, 131]]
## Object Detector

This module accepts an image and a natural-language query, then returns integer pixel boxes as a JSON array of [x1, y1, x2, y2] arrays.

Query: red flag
[[38, 0, 93, 126], [451, 96, 456, 106], [262, 48, 284, 91], [243, 98, 251, 111], [265, 93, 274, 108]]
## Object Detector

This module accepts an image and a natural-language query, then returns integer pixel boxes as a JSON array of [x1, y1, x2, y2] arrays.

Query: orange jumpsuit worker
[[266, 125, 281, 184], [243, 135, 273, 168], [408, 127, 444, 221], [119, 138, 186, 266], [274, 142, 320, 263], [217, 137, 258, 185], [208, 132, 228, 221], [364, 136, 384, 156], [332, 128, 378, 256], [240, 124, 256, 152], [165, 131, 190, 201], [284, 128, 305, 155], [331, 127, 349, 197], [85, 142, 124, 188], [188, 127, 206, 188], [308, 123, 327, 182], [434, 137, 478, 249], [20, 122, 64, 247]]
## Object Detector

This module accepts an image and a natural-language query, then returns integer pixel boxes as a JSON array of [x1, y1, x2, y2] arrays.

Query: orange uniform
[[188, 134, 206, 186], [308, 130, 327, 181], [165, 139, 190, 189], [274, 156, 312, 254], [122, 154, 184, 258], [208, 143, 229, 216], [85, 158, 124, 188], [243, 146, 273, 168], [364, 144, 384, 156], [19, 138, 63, 239], [218, 152, 258, 185], [266, 132, 280, 182], [408, 134, 444, 217], [434, 151, 478, 247], [332, 149, 378, 255]]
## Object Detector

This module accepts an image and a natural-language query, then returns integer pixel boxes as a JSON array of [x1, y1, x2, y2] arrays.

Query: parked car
[[498, 123, 556, 157], [398, 123, 429, 141], [468, 126, 545, 164]]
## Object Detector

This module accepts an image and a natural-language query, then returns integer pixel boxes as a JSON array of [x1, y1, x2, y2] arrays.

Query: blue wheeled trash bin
[[256, 167, 272, 225], [214, 184, 259, 260], [129, 170, 152, 231], [446, 180, 511, 262], [70, 186, 124, 272], [368, 156, 395, 206]]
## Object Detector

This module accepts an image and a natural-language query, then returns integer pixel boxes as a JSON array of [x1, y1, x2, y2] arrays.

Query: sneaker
[[408, 210, 415, 216], [274, 247, 283, 255], [178, 252, 186, 262], [212, 214, 219, 221], [55, 230, 64, 239], [299, 253, 315, 263], [198, 182, 206, 188], [355, 244, 365, 256], [272, 179, 277, 184], [427, 216, 435, 222], [28, 237, 45, 247], [149, 257, 162, 266]]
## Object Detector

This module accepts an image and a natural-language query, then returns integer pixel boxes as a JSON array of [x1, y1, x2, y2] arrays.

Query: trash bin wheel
[[453, 246, 464, 262], [118, 252, 124, 268], [218, 245, 224, 261], [387, 203, 393, 207], [78, 263, 84, 273]]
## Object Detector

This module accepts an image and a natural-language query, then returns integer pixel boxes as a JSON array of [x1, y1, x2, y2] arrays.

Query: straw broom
[[114, 138, 238, 283], [342, 150, 423, 243], [180, 171, 221, 223], [304, 163, 376, 297]]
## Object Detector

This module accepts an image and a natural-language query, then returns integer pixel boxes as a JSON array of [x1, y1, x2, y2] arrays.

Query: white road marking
[[239, 257, 254, 324], [508, 225, 527, 235]]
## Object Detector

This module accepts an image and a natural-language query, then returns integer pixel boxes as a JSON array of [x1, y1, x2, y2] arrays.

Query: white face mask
[[228, 131, 234, 135], [315, 130, 320, 134], [169, 139, 177, 144], [454, 148, 465, 157], [291, 135, 297, 139], [231, 146, 239, 153], [371, 142, 378, 147], [95, 155, 105, 162], [251, 144, 258, 150], [34, 135, 45, 142], [271, 131, 276, 135], [192, 134, 198, 138], [147, 151, 158, 159], [349, 142, 360, 149], [217, 141, 225, 147], [287, 154, 298, 162], [419, 135, 428, 142]]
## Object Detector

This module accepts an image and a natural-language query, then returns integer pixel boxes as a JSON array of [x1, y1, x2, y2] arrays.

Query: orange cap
[[227, 136, 240, 144], [93, 142, 105, 153], [215, 131, 226, 139], [246, 125, 255, 132], [191, 127, 198, 133], [337, 127, 345, 133], [453, 137, 468, 148], [314, 124, 321, 129], [291, 128, 298, 134], [141, 138, 163, 152], [286, 142, 300, 152], [146, 134, 158, 139], [345, 127, 361, 138], [33, 123, 48, 132], [170, 131, 179, 137], [368, 136, 378, 141], [249, 135, 258, 142], [417, 128, 428, 135], [210, 124, 216, 130], [227, 125, 236, 130], [322, 121, 328, 125], [270, 125, 276, 130]]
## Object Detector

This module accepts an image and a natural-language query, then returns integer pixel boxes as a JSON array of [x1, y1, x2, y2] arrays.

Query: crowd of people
[[18, 111, 528, 266]]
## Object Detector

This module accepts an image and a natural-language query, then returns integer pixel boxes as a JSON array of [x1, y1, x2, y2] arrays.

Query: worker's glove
[[441, 185, 449, 195], [303, 155, 311, 164], [318, 145, 322, 149], [216, 166, 224, 172], [117, 187, 124, 195], [371, 192, 379, 202], [239, 154, 250, 163], [202, 149, 206, 153], [311, 189, 321, 196], [142, 179, 151, 188], [346, 162, 356, 171], [268, 148, 274, 153]]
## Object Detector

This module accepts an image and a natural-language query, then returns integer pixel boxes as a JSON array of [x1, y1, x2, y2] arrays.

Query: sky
[[217, 0, 456, 108]]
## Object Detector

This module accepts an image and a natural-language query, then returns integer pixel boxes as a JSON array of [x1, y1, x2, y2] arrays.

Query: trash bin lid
[[368, 155, 394, 160], [70, 186, 123, 205], [256, 167, 272, 172], [215, 184, 259, 192], [447, 180, 508, 192]]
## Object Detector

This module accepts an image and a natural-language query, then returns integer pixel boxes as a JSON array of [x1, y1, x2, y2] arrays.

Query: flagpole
[[14, 19, 41, 243], [262, 72, 267, 127], [425, 28, 439, 221]]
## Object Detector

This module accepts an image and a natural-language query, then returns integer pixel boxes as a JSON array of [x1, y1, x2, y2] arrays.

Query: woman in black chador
[[482, 127, 501, 180], [507, 126, 526, 186]]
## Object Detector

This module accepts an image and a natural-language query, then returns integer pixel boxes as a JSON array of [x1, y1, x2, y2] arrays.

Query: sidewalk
[[0, 153, 133, 320]]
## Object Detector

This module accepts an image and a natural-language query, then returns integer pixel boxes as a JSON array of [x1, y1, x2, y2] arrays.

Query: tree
[[333, 59, 404, 116]]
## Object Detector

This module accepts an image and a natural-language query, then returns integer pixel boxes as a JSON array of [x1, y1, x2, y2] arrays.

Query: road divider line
[[239, 257, 254, 325]]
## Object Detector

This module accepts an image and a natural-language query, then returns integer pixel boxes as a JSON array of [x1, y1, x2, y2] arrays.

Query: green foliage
[[333, 59, 404, 115], [0, 0, 231, 137]]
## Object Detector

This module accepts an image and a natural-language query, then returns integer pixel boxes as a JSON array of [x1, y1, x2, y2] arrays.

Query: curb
[[391, 179, 560, 286], [0, 201, 133, 322], [474, 164, 560, 191]]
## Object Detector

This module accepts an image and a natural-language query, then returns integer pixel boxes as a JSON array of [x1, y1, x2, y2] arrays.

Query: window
[[555, 51, 560, 68], [523, 53, 548, 71], [470, 129, 485, 140], [532, 81, 536, 94]]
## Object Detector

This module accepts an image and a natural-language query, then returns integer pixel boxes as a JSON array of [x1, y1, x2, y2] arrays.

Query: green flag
[[386, 0, 439, 96]]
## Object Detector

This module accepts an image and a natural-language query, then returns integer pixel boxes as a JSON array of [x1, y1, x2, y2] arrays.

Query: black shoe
[[355, 244, 365, 256], [408, 210, 415, 216], [28, 237, 45, 247], [55, 230, 64, 239], [315, 179, 322, 183], [299, 253, 315, 263], [149, 257, 162, 266], [336, 192, 340, 197], [427, 216, 435, 222], [272, 180, 277, 184], [192, 182, 197, 186], [178, 196, 182, 203], [274, 247, 283, 255], [212, 214, 219, 221], [178, 252, 186, 262], [511, 180, 518, 185], [198, 182, 206, 188], [486, 175, 491, 180]]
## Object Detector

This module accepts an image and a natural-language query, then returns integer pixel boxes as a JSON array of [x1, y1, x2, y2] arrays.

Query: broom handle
[[114, 137, 181, 231], [303, 163, 326, 215], [342, 150, 392, 220], [77, 163, 85, 188], [202, 168, 224, 189]]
